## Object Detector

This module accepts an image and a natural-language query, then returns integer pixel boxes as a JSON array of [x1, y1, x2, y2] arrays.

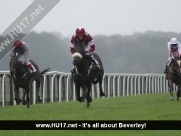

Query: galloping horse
[[166, 57, 181, 101], [10, 57, 50, 108], [72, 42, 105, 107]]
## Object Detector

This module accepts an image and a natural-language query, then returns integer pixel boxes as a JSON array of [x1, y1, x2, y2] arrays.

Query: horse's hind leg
[[177, 85, 180, 101], [76, 84, 84, 102], [168, 80, 174, 100], [99, 81, 105, 96], [169, 87, 174, 100], [36, 79, 42, 102], [22, 89, 27, 105], [169, 81, 174, 100], [26, 88, 30, 108]]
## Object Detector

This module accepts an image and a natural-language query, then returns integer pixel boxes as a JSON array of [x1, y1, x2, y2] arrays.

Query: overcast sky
[[1, 0, 181, 37]]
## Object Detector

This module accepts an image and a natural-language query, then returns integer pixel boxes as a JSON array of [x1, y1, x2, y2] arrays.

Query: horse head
[[172, 57, 181, 76], [10, 57, 26, 77], [72, 42, 91, 76], [73, 42, 85, 57], [10, 57, 18, 73], [72, 42, 83, 62]]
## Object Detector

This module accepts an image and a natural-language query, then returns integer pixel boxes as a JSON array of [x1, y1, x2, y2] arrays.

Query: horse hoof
[[77, 97, 84, 102], [37, 96, 42, 102], [86, 96, 92, 103], [14, 98, 22, 104], [100, 92, 105, 96], [89, 98, 92, 103], [170, 96, 174, 100], [38, 99, 42, 102], [23, 102, 27, 105], [23, 100, 27, 105]]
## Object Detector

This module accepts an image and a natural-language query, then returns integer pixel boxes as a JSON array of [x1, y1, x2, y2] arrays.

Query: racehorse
[[10, 57, 50, 108], [166, 57, 181, 101], [72, 42, 105, 107]]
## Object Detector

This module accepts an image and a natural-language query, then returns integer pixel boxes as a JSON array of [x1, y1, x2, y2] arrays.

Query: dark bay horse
[[166, 57, 181, 101], [72, 43, 105, 107], [10, 57, 50, 108]]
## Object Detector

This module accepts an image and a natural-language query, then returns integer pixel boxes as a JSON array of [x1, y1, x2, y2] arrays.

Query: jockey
[[10, 40, 37, 74], [70, 27, 100, 71], [164, 37, 181, 73]]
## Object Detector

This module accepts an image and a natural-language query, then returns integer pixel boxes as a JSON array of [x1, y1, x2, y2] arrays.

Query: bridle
[[73, 44, 92, 77], [10, 61, 28, 80]]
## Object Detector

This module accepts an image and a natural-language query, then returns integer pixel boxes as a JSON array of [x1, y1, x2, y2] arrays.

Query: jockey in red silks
[[70, 27, 100, 72], [10, 40, 37, 74], [164, 37, 181, 73]]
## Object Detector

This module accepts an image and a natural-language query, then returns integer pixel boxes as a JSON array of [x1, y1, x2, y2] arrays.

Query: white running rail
[[0, 71, 168, 108]]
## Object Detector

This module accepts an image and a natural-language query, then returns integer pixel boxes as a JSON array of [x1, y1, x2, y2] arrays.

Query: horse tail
[[40, 68, 50, 75]]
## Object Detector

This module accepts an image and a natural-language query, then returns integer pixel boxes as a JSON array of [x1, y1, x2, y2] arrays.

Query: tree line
[[0, 31, 181, 74]]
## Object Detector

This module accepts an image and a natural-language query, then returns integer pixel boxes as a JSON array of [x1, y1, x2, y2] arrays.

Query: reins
[[13, 66, 28, 80], [75, 63, 93, 77], [168, 67, 175, 74]]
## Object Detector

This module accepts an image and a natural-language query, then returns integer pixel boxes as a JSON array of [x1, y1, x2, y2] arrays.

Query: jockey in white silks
[[164, 37, 181, 73], [10, 40, 37, 74]]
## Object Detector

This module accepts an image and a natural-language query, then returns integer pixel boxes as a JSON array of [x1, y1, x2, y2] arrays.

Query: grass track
[[0, 93, 181, 136]]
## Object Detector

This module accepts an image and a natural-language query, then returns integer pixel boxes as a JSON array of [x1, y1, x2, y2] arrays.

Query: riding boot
[[164, 65, 168, 73], [71, 68, 75, 78], [164, 60, 172, 73], [90, 54, 100, 70], [71, 60, 76, 79]]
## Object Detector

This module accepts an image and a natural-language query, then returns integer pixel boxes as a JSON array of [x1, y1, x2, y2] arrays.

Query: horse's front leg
[[168, 80, 174, 100], [86, 84, 92, 108], [36, 79, 42, 102], [14, 86, 22, 104], [26, 82, 32, 108], [76, 84, 83, 102], [22, 89, 27, 105], [177, 85, 181, 101], [26, 88, 30, 108], [99, 81, 105, 96]]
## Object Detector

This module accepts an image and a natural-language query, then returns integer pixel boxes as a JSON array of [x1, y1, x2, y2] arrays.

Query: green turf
[[0, 93, 181, 136]]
